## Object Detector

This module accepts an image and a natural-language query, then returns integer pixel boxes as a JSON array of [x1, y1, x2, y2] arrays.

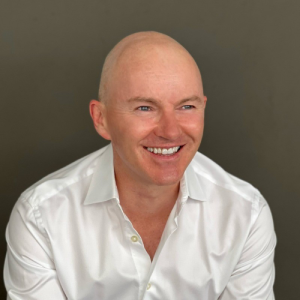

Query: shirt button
[[147, 283, 151, 290], [131, 235, 138, 242]]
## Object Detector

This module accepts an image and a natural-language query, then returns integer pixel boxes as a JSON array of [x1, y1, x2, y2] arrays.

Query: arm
[[4, 198, 67, 300], [219, 196, 276, 300]]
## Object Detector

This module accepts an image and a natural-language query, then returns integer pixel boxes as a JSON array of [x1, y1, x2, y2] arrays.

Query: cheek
[[107, 114, 156, 142], [180, 113, 204, 135]]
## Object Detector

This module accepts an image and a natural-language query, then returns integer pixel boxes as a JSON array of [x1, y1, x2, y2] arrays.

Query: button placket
[[125, 226, 151, 299], [115, 200, 152, 298]]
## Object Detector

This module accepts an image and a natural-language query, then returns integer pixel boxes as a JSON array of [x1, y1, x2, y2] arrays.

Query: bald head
[[98, 31, 203, 104]]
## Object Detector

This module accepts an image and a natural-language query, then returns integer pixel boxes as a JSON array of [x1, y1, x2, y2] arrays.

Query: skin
[[90, 32, 207, 258]]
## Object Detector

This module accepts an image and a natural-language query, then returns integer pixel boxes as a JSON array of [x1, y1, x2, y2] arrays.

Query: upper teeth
[[146, 146, 180, 155]]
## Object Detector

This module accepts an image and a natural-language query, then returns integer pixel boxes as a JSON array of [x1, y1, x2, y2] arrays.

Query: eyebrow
[[127, 97, 157, 104], [178, 96, 203, 105], [127, 95, 203, 105]]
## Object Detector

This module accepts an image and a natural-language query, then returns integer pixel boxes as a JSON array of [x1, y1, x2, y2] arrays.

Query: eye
[[182, 105, 195, 110], [137, 106, 151, 111]]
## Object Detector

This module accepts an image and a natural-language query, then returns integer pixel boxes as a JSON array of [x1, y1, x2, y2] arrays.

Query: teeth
[[167, 148, 173, 154], [146, 146, 181, 155]]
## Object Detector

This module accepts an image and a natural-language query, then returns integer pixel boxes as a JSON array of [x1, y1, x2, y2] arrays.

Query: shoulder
[[19, 145, 109, 208], [191, 151, 260, 200], [6, 145, 111, 252], [190, 151, 270, 224]]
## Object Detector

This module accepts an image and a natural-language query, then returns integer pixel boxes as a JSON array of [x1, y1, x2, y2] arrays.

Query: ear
[[89, 100, 111, 140], [203, 96, 208, 108]]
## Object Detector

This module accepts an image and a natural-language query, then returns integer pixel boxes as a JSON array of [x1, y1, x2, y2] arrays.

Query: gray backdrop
[[1, 0, 299, 298]]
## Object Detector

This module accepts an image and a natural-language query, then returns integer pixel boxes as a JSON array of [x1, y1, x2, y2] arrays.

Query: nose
[[154, 110, 182, 141]]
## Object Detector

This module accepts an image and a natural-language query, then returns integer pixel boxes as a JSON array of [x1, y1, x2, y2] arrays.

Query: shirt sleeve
[[3, 197, 67, 300], [219, 195, 277, 300]]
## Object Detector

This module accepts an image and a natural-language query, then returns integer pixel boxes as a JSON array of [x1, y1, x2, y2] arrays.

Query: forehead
[[107, 43, 203, 103]]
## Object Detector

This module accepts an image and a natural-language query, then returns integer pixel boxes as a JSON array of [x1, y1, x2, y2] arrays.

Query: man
[[4, 31, 276, 299]]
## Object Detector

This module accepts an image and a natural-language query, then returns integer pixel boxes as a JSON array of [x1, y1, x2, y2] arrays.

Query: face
[[95, 45, 207, 188]]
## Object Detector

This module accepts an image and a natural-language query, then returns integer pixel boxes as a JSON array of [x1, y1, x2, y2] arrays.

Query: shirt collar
[[84, 144, 207, 205], [180, 161, 207, 202], [84, 143, 119, 205]]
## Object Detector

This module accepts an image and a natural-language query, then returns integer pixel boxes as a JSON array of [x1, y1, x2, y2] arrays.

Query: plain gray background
[[1, 0, 299, 298]]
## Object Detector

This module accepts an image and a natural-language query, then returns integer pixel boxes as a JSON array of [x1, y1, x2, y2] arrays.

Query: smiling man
[[4, 32, 276, 300]]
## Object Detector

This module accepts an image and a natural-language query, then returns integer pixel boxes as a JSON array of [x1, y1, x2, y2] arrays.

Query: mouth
[[144, 145, 183, 156]]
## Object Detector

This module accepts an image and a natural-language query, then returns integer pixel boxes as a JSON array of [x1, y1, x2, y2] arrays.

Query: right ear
[[89, 100, 111, 140]]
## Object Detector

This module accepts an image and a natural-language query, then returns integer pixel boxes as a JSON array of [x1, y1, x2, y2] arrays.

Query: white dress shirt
[[4, 143, 276, 300]]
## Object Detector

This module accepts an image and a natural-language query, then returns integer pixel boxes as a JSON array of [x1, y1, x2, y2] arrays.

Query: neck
[[115, 170, 180, 217]]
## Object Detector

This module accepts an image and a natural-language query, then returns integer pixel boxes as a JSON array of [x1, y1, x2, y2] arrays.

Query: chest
[[50, 201, 241, 300], [132, 219, 167, 261]]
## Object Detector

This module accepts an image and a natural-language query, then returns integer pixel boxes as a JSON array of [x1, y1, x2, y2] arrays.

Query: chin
[[148, 171, 183, 187]]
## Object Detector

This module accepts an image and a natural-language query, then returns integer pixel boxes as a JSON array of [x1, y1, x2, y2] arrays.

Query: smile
[[146, 146, 182, 155]]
